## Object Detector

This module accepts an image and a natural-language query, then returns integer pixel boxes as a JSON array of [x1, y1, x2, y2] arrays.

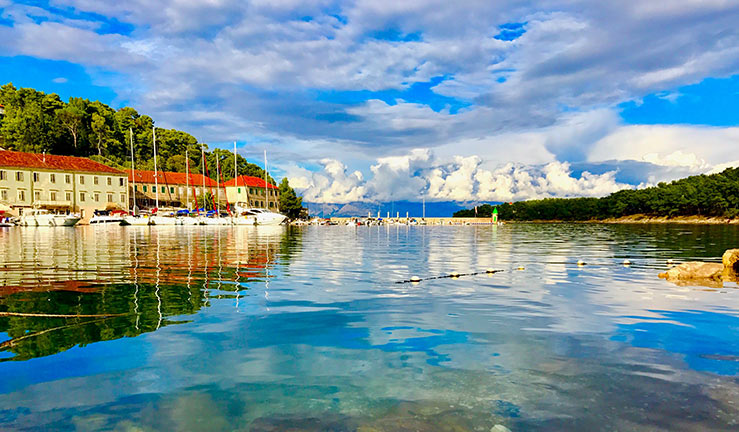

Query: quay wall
[[329, 217, 499, 225]]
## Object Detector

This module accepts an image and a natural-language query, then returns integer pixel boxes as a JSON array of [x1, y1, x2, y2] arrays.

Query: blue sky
[[1, 1, 738, 203]]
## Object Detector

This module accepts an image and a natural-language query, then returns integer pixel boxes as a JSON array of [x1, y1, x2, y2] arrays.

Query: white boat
[[121, 214, 152, 226], [90, 210, 125, 225], [19, 209, 80, 227], [150, 215, 178, 225], [232, 207, 286, 226]]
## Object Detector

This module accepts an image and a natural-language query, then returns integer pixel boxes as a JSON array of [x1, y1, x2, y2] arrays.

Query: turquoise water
[[0, 224, 738, 431]]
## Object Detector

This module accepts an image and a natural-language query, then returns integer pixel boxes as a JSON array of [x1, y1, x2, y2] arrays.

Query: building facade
[[0, 150, 128, 220], [223, 175, 280, 210], [128, 170, 225, 210]]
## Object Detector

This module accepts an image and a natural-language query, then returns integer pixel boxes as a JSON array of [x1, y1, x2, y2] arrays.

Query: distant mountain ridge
[[304, 201, 477, 218]]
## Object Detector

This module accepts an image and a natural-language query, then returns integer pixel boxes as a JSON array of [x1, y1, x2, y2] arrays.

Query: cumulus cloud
[[290, 149, 632, 203], [1, 1, 736, 150]]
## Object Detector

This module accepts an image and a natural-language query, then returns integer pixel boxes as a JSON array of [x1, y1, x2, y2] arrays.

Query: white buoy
[[410, 276, 421, 282], [623, 259, 631, 266], [577, 260, 586, 266]]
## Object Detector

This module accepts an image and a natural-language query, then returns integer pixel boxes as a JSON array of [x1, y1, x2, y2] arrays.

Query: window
[[94, 193, 100, 202], [34, 191, 40, 201], [33, 173, 39, 182], [50, 173, 56, 183], [94, 176, 99, 185], [18, 190, 25, 201], [65, 192, 72, 201], [143, 186, 147, 192], [119, 178, 125, 187], [238, 187, 241, 194], [0, 190, 7, 200], [66, 174, 71, 184], [161, 186, 165, 193], [0, 171, 5, 181], [170, 187, 174, 193], [16, 172, 23, 181], [50, 191, 57, 201], [120, 193, 126, 202], [80, 192, 85, 202], [79, 176, 85, 184], [269, 201, 274, 208]]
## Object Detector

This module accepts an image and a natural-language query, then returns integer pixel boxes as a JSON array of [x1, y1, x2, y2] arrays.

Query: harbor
[[1, 223, 738, 430]]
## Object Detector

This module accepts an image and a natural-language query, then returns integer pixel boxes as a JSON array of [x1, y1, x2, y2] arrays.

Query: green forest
[[0, 83, 305, 215], [453, 167, 739, 220], [0, 83, 277, 183]]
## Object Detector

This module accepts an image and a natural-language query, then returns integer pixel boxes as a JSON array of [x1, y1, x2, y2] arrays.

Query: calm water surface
[[0, 224, 738, 431]]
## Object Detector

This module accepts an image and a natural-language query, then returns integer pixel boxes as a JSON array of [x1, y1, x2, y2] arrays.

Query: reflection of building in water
[[0, 226, 296, 362]]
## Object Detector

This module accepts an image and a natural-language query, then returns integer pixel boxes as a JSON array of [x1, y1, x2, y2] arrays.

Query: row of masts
[[129, 127, 272, 214]]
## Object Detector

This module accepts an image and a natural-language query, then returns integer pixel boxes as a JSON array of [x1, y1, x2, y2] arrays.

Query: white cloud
[[2, 1, 738, 180], [588, 125, 739, 169], [291, 148, 632, 203]]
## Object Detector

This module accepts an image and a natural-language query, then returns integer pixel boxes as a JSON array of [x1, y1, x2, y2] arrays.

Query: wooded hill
[[0, 83, 273, 184], [453, 167, 739, 220]]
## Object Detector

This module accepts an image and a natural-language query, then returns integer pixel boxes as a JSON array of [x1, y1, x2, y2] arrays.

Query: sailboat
[[231, 148, 286, 226], [149, 127, 177, 225], [180, 149, 200, 225], [122, 128, 152, 226]]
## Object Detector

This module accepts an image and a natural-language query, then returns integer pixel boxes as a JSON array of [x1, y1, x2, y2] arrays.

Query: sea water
[[0, 224, 738, 431]]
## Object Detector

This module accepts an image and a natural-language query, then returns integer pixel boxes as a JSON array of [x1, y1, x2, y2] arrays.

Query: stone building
[[128, 170, 225, 210], [0, 150, 128, 221], [222, 175, 280, 210]]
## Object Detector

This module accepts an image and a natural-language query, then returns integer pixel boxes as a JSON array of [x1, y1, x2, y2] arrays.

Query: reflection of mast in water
[[187, 229, 192, 305], [155, 230, 162, 330], [264, 229, 270, 306], [234, 229, 240, 311], [132, 228, 140, 331], [216, 227, 223, 299], [203, 230, 209, 305]]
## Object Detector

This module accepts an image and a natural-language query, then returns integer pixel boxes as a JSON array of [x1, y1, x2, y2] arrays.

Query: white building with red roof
[[127, 169, 224, 209], [0, 150, 128, 220], [222, 175, 280, 210]]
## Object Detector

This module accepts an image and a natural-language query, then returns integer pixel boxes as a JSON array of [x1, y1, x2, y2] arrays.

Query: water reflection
[[0, 226, 295, 362], [0, 224, 737, 431]]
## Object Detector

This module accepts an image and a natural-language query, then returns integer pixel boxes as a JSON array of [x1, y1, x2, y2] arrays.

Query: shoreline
[[507, 215, 739, 225]]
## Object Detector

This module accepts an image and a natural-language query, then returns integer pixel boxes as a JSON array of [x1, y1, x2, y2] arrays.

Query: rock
[[658, 262, 724, 281], [722, 249, 739, 275], [491, 425, 512, 432]]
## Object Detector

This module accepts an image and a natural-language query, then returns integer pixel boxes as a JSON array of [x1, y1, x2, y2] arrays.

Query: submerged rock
[[658, 262, 724, 281], [659, 248, 739, 287], [722, 248, 739, 276]]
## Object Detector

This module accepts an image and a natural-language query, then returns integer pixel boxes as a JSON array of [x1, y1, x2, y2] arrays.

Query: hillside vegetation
[[453, 168, 739, 220], [0, 83, 272, 183]]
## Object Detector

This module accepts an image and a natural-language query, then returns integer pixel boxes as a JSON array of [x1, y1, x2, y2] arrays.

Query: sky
[[0, 0, 738, 204]]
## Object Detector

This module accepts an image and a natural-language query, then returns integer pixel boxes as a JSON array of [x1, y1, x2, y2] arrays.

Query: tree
[[279, 178, 303, 219], [57, 106, 84, 149]]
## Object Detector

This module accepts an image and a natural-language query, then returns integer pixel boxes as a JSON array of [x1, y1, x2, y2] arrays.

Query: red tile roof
[[127, 170, 221, 187], [0, 150, 125, 175], [223, 175, 278, 189]]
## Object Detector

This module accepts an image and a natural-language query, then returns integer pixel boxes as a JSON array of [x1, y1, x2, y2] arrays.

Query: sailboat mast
[[263, 149, 268, 209], [216, 155, 221, 212], [153, 126, 159, 209], [201, 145, 206, 209], [234, 141, 238, 205], [185, 149, 190, 210], [129, 128, 136, 213]]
